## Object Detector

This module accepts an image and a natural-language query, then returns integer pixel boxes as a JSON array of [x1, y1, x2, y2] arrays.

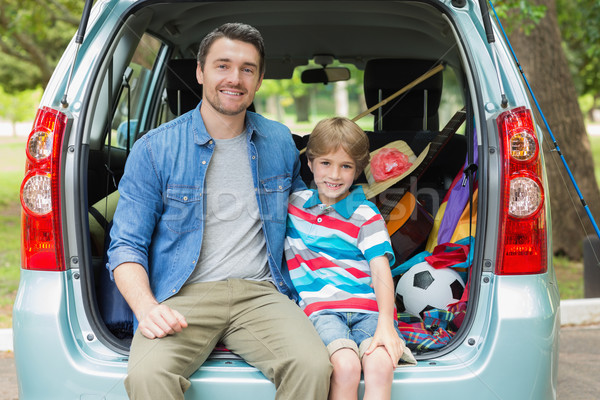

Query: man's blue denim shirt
[[107, 102, 306, 304]]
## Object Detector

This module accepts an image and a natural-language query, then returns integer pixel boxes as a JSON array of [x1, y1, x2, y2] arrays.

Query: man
[[107, 23, 332, 400]]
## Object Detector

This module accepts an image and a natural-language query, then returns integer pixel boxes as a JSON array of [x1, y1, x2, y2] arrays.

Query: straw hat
[[361, 140, 430, 199]]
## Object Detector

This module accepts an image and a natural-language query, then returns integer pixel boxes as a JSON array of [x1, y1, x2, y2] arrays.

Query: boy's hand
[[365, 322, 405, 367]]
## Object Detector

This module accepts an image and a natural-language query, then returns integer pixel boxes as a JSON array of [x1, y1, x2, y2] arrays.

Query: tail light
[[496, 106, 547, 275], [20, 107, 67, 271]]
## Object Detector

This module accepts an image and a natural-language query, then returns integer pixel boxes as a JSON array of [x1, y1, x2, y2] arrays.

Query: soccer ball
[[396, 261, 465, 317]]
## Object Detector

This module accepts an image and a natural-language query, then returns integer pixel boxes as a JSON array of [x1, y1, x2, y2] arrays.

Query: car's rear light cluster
[[496, 106, 547, 275], [20, 107, 67, 271]]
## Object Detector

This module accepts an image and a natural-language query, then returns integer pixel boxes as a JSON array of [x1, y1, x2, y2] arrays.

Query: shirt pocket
[[260, 174, 292, 224], [163, 185, 203, 233]]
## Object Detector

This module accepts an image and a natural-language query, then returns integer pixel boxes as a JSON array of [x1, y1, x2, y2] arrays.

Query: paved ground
[[1, 324, 598, 399], [0, 352, 17, 400], [557, 324, 600, 399]]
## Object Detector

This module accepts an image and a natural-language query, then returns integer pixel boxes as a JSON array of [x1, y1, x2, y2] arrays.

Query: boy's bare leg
[[329, 348, 361, 400], [362, 346, 394, 400]]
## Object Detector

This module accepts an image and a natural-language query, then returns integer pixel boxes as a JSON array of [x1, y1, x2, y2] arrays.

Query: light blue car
[[15, 0, 559, 398]]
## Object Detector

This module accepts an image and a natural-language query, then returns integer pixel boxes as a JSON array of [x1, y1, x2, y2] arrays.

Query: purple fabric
[[437, 130, 478, 244]]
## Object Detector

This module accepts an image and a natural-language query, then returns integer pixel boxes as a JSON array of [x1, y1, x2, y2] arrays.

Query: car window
[[439, 66, 466, 135], [254, 61, 465, 136], [254, 61, 374, 135], [105, 33, 163, 149]]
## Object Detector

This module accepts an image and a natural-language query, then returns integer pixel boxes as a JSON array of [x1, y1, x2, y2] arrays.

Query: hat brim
[[362, 140, 430, 199]]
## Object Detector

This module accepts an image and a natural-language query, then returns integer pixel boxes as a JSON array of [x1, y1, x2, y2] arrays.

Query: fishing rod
[[482, 0, 600, 241]]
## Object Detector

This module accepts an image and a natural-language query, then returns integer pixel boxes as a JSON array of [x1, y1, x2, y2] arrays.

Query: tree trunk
[[294, 95, 310, 122], [334, 81, 349, 117], [507, 0, 600, 260]]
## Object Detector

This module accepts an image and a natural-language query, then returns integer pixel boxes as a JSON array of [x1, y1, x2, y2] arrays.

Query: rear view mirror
[[301, 67, 351, 84]]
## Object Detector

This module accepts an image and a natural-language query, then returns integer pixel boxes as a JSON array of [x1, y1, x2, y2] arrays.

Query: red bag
[[370, 148, 412, 182]]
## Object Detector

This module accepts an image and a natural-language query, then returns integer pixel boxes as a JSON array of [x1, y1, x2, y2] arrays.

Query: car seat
[[364, 58, 443, 132]]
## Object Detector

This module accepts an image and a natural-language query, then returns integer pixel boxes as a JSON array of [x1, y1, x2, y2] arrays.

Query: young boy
[[285, 117, 415, 400]]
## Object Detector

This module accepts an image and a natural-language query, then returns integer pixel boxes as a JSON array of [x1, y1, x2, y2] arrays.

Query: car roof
[[127, 1, 460, 78]]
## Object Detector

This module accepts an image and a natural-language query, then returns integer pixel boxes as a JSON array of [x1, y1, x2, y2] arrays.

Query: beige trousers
[[125, 279, 332, 400]]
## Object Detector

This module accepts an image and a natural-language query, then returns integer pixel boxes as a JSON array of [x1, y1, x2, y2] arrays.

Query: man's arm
[[113, 262, 188, 339]]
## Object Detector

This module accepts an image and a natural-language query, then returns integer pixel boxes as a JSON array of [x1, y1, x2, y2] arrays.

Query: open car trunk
[[79, 0, 483, 359]]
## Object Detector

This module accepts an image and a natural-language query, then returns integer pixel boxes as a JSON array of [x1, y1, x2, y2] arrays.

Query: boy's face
[[308, 147, 356, 206]]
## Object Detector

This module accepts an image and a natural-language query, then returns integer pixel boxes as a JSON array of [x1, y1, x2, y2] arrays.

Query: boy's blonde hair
[[306, 117, 370, 176]]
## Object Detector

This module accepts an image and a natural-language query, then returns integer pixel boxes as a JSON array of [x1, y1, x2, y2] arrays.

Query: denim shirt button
[[252, 155, 256, 160], [202, 160, 207, 165], [279, 281, 284, 286]]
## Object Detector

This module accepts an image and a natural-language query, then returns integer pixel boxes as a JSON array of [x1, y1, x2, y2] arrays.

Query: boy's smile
[[308, 147, 357, 206]]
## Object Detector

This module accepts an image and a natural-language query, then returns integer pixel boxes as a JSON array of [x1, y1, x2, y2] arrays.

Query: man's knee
[[292, 344, 332, 379], [126, 362, 189, 400]]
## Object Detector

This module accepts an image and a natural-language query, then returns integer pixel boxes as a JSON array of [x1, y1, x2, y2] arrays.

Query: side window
[[439, 66, 466, 134], [105, 34, 163, 149]]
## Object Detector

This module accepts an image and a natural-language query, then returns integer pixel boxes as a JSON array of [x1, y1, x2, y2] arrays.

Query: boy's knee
[[331, 350, 361, 382], [362, 352, 394, 382]]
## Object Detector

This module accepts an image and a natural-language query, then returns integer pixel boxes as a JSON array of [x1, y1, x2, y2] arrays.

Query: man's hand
[[113, 262, 188, 339], [137, 303, 188, 339]]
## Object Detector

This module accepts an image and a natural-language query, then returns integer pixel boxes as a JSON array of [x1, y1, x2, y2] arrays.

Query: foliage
[[493, 0, 600, 111], [489, 0, 547, 35], [0, 86, 42, 134], [556, 0, 600, 104], [0, 0, 82, 92]]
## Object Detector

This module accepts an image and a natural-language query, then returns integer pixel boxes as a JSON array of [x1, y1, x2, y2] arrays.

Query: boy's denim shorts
[[309, 310, 403, 358]]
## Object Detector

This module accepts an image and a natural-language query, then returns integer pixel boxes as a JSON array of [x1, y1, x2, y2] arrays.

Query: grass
[[554, 256, 584, 299], [0, 137, 26, 328]]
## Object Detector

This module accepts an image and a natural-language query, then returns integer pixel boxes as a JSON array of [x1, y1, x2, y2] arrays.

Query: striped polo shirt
[[284, 185, 395, 318]]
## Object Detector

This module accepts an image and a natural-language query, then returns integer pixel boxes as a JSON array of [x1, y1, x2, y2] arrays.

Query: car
[[14, 0, 559, 398]]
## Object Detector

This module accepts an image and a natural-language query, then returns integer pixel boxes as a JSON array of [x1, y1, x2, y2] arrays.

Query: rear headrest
[[364, 59, 443, 131], [165, 59, 202, 115]]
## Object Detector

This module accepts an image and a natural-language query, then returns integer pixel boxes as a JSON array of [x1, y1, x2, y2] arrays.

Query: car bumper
[[13, 271, 559, 399]]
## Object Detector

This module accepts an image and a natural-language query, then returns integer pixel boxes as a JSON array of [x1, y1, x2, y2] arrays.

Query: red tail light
[[20, 107, 67, 271], [496, 107, 547, 275]]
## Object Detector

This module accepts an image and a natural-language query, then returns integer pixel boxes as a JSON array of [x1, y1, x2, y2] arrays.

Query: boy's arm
[[366, 255, 405, 365]]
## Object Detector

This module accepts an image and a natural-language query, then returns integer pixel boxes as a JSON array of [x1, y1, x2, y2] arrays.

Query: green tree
[[556, 0, 600, 118], [0, 86, 42, 135], [0, 0, 82, 92]]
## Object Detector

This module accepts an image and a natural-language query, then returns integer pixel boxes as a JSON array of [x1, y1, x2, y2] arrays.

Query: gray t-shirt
[[185, 132, 271, 284]]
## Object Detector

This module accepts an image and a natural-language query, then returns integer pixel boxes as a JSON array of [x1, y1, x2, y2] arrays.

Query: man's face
[[197, 37, 263, 117]]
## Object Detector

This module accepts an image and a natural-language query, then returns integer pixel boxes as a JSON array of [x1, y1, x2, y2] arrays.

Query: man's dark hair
[[197, 23, 265, 76]]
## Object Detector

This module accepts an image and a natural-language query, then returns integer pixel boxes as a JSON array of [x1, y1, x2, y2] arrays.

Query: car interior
[[83, 0, 475, 354]]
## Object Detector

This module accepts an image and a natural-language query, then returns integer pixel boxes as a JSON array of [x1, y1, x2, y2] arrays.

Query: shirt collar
[[192, 100, 262, 145], [303, 185, 367, 219]]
